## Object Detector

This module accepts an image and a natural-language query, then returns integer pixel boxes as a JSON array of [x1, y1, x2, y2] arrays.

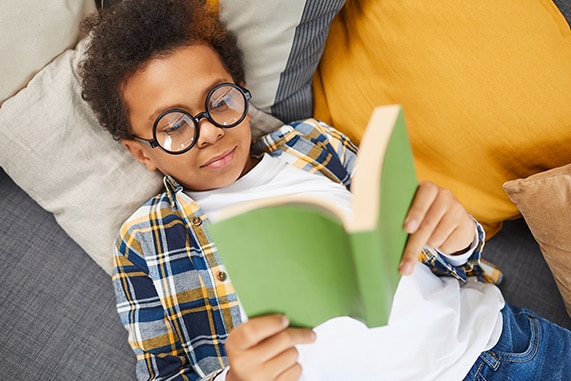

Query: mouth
[[201, 147, 237, 169]]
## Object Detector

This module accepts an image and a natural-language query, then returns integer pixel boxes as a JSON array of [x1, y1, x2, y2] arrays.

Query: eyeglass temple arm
[[132, 136, 159, 148]]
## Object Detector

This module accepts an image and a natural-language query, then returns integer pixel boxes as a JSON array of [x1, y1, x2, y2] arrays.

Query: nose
[[195, 116, 224, 148]]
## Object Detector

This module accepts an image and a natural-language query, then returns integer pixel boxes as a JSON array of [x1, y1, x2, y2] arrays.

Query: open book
[[207, 105, 418, 328]]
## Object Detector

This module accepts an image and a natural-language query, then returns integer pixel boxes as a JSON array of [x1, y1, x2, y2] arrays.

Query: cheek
[[236, 120, 253, 144], [151, 152, 191, 177]]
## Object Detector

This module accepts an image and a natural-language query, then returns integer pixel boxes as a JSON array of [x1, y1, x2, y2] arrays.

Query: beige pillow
[[0, 40, 164, 274], [0, 0, 96, 104], [503, 164, 571, 316]]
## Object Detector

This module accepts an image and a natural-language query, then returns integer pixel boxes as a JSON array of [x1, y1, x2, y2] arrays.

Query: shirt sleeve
[[313, 119, 360, 179], [113, 240, 224, 381], [252, 119, 359, 190]]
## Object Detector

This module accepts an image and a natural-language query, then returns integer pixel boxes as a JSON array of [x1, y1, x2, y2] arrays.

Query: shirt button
[[192, 217, 202, 226], [217, 271, 227, 282]]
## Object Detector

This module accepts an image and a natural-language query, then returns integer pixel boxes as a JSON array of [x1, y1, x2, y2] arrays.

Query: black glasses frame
[[133, 83, 251, 155]]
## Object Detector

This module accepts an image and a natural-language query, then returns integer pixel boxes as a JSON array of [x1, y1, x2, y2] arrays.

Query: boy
[[80, 1, 570, 380]]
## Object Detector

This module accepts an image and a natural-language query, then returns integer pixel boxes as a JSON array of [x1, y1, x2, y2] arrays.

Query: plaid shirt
[[113, 119, 489, 380]]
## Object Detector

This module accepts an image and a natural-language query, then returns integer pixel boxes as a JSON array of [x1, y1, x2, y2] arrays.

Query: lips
[[201, 147, 236, 169]]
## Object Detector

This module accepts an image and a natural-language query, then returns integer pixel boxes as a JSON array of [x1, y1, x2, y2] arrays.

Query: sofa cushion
[[503, 164, 571, 316], [0, 40, 164, 274], [0, 0, 96, 104], [215, 0, 345, 122], [313, 0, 571, 237], [0, 168, 135, 378]]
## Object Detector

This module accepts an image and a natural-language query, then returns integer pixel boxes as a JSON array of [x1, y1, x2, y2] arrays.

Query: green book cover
[[207, 105, 418, 328]]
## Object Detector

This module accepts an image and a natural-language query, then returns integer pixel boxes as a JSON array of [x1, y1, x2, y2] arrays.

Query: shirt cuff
[[435, 225, 479, 267], [213, 367, 230, 381], [434, 218, 479, 267]]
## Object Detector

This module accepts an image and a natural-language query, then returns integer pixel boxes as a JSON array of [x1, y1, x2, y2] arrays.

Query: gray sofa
[[1, 166, 569, 379], [2, 0, 571, 379], [0, 167, 135, 379]]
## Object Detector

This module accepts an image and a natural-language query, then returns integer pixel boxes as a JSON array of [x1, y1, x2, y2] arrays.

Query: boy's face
[[121, 44, 257, 191]]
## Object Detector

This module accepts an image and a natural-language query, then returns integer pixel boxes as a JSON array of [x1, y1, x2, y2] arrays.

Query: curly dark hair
[[79, 0, 245, 140]]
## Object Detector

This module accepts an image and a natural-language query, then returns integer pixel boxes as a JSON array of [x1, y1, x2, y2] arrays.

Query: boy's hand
[[225, 314, 316, 381], [399, 181, 476, 275]]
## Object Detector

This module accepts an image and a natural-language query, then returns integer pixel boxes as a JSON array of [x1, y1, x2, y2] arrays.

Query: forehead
[[122, 44, 234, 132]]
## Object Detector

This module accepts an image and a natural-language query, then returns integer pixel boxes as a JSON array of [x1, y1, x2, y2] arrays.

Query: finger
[[400, 185, 475, 274], [416, 189, 474, 253], [227, 314, 289, 351], [403, 181, 439, 234], [254, 327, 316, 364], [276, 363, 303, 381], [422, 203, 463, 249], [263, 347, 301, 380], [435, 212, 476, 254], [400, 183, 442, 274], [275, 361, 304, 381], [400, 234, 427, 276]]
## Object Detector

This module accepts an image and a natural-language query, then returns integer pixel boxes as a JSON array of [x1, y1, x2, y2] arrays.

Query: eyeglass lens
[[154, 84, 248, 153]]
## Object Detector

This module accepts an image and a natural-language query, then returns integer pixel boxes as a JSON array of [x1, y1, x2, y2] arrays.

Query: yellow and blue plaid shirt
[[112, 119, 491, 380]]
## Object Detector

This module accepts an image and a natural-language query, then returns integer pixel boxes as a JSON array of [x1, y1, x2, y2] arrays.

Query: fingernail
[[281, 315, 290, 327], [399, 262, 413, 275], [404, 219, 418, 233]]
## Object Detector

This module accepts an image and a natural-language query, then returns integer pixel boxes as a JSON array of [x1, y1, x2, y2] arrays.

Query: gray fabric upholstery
[[485, 218, 571, 329], [0, 168, 135, 379], [553, 0, 571, 26], [1, 166, 569, 379]]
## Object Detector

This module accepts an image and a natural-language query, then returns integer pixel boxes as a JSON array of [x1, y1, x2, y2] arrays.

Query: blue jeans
[[464, 304, 571, 380]]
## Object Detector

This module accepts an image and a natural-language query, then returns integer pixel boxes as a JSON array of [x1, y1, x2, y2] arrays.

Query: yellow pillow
[[314, 0, 571, 236]]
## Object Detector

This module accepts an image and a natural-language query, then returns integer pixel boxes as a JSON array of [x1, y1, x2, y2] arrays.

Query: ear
[[121, 139, 158, 172]]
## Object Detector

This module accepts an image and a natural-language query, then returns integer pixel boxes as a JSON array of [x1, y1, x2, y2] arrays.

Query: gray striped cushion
[[221, 0, 345, 123]]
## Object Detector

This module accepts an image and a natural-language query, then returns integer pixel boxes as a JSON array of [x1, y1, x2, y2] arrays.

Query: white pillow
[[0, 0, 96, 104], [0, 0, 343, 274]]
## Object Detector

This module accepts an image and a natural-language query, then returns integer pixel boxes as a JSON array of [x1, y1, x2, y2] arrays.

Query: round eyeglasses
[[133, 83, 251, 155]]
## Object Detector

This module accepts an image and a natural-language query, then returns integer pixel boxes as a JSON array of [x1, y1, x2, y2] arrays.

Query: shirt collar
[[163, 175, 183, 208]]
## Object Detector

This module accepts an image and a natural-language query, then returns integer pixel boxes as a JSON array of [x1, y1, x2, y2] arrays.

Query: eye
[[164, 120, 185, 134], [210, 96, 231, 113], [158, 113, 191, 135]]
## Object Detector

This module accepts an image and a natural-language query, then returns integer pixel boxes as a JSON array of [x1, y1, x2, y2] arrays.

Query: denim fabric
[[464, 304, 571, 380]]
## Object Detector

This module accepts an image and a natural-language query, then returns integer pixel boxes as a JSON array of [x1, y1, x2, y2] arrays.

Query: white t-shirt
[[189, 152, 353, 221], [189, 154, 504, 381]]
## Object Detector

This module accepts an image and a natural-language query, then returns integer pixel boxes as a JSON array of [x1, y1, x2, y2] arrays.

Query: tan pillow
[[503, 164, 571, 316], [314, 0, 571, 237]]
